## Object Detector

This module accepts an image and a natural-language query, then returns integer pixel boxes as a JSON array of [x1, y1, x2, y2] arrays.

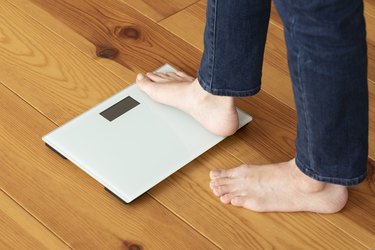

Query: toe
[[176, 71, 188, 77], [231, 196, 266, 212], [165, 72, 182, 79], [146, 72, 171, 82], [176, 71, 195, 81], [153, 72, 170, 77], [209, 178, 233, 189], [209, 169, 223, 179], [136, 73, 154, 88], [212, 184, 233, 197], [230, 196, 246, 207], [220, 192, 243, 204], [210, 165, 249, 179]]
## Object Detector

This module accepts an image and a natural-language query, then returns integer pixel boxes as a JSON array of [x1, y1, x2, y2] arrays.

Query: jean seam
[[296, 52, 312, 165], [294, 16, 313, 170], [208, 0, 217, 89]]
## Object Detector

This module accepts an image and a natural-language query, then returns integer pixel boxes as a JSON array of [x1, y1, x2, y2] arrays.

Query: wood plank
[[158, 0, 375, 159], [3, 1, 373, 248], [0, 190, 69, 250], [0, 3, 217, 249], [158, 0, 206, 50], [270, 3, 283, 29], [1, 1, 135, 124], [19, 0, 201, 77], [365, 0, 375, 18], [120, 0, 199, 22]]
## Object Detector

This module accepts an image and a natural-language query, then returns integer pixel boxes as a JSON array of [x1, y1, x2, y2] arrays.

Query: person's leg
[[137, 0, 271, 136], [210, 0, 368, 213], [277, 0, 368, 186]]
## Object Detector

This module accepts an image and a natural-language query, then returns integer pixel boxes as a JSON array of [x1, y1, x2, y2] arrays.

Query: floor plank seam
[[4, 0, 150, 92], [116, 0, 201, 24], [0, 187, 73, 249], [148, 193, 222, 250], [0, 80, 60, 128], [269, 20, 284, 31], [156, 0, 201, 24], [319, 214, 370, 249]]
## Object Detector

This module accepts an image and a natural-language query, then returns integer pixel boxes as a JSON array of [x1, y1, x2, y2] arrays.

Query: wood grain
[[0, 2, 217, 249], [23, 0, 201, 76], [0, 190, 69, 249], [120, 0, 199, 22], [2, 0, 374, 248], [158, 0, 206, 50], [365, 0, 375, 18], [1, 1, 135, 124]]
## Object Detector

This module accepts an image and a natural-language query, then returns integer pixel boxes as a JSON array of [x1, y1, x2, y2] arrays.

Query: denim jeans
[[198, 0, 368, 186]]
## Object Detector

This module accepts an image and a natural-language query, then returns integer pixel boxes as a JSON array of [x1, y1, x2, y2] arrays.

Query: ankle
[[289, 159, 327, 193], [192, 78, 212, 100], [192, 78, 235, 106]]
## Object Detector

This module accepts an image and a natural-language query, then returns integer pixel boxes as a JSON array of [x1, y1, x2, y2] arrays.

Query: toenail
[[136, 73, 144, 80]]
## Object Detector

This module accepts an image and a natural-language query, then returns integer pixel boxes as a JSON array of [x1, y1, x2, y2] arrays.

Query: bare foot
[[209, 159, 348, 213], [136, 71, 239, 136]]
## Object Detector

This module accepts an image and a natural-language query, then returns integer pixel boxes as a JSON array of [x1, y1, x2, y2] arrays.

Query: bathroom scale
[[43, 64, 252, 203]]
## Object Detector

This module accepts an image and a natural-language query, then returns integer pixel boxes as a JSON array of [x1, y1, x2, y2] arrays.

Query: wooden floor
[[0, 0, 374, 249]]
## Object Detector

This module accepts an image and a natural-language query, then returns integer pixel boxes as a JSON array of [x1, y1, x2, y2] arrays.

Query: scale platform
[[43, 64, 252, 203]]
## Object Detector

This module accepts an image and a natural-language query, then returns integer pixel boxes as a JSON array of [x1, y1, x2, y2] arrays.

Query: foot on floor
[[209, 159, 348, 213]]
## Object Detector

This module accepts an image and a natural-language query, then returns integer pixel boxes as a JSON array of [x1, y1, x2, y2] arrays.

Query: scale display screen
[[100, 96, 140, 121]]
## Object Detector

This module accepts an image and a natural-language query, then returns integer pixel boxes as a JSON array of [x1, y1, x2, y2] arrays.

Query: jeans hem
[[197, 73, 261, 97], [295, 157, 367, 186]]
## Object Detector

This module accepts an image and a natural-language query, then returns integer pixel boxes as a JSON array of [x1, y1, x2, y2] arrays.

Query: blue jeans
[[198, 0, 368, 186]]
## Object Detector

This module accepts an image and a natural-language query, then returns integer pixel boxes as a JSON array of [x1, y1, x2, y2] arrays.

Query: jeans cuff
[[295, 157, 367, 186], [197, 73, 261, 97]]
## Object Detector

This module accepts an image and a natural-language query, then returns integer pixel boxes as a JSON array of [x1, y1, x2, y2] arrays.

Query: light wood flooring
[[0, 0, 374, 249]]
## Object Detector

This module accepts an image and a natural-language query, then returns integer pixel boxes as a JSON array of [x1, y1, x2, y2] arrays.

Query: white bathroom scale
[[43, 64, 252, 203]]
